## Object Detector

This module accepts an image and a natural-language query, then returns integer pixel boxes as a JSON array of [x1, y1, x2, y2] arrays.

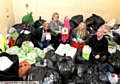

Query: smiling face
[[52, 12, 59, 22], [78, 22, 86, 30], [96, 28, 104, 37], [43, 22, 49, 31], [53, 15, 59, 22]]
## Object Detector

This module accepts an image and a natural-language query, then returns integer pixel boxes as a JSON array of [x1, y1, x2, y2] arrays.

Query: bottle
[[106, 72, 119, 84]]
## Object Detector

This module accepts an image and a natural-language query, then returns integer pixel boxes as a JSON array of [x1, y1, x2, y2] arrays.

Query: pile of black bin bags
[[1, 49, 120, 83], [19, 50, 119, 84]]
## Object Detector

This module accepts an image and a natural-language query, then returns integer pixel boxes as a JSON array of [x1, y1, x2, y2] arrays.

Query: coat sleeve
[[59, 21, 64, 27], [70, 28, 76, 41], [49, 21, 56, 33], [88, 35, 93, 47]]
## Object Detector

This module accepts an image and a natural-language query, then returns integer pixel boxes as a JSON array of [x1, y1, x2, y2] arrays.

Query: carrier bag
[[74, 50, 87, 64], [57, 54, 75, 79], [70, 15, 83, 25], [19, 60, 31, 78], [22, 12, 34, 26], [0, 50, 19, 81], [44, 50, 58, 69], [34, 16, 46, 29], [70, 41, 85, 50], [23, 67, 61, 84], [82, 45, 91, 60], [42, 69, 61, 84], [15, 30, 31, 47], [0, 34, 7, 52]]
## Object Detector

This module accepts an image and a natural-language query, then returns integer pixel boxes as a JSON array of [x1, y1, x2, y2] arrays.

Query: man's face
[[43, 23, 49, 31], [96, 28, 104, 37]]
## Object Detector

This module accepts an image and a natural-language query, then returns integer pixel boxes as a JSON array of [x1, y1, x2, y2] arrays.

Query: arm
[[49, 21, 56, 33], [49, 21, 62, 35], [70, 29, 76, 41], [59, 21, 64, 27], [88, 35, 93, 47], [84, 31, 90, 44]]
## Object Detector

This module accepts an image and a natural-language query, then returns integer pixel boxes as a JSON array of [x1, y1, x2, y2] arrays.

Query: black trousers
[[90, 51, 107, 63], [51, 34, 61, 49]]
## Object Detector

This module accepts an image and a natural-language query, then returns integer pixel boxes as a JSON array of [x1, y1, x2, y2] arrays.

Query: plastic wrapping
[[57, 55, 75, 79]]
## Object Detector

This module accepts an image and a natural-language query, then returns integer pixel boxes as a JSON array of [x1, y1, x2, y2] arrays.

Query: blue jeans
[[37, 41, 51, 49]]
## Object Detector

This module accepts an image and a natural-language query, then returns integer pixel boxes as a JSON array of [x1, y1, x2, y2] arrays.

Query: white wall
[[0, 0, 15, 36], [12, 0, 120, 24]]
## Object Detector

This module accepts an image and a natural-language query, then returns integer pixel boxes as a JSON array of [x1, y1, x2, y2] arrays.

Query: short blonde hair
[[52, 12, 59, 20]]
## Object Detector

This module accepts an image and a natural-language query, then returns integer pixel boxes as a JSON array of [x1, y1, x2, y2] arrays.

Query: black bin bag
[[23, 66, 61, 84], [57, 54, 75, 79], [76, 64, 87, 78], [74, 50, 88, 64], [0, 51, 19, 81], [70, 15, 83, 25], [44, 50, 58, 70], [34, 16, 46, 29], [15, 31, 31, 47]]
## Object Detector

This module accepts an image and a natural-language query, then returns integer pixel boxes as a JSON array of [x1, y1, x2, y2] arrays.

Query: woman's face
[[78, 23, 85, 30], [53, 15, 59, 22]]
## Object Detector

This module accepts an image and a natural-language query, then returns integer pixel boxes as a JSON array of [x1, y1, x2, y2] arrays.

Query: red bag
[[8, 37, 16, 47], [19, 60, 31, 78], [70, 41, 85, 50]]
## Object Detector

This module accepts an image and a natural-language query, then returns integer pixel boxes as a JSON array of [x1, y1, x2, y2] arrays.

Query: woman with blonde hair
[[49, 12, 63, 49], [49, 12, 63, 35], [70, 22, 89, 44]]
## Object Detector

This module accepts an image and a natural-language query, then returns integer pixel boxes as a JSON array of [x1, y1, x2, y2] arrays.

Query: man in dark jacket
[[89, 28, 108, 63], [31, 22, 52, 49]]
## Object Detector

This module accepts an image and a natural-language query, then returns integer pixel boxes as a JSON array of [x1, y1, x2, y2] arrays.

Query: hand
[[47, 40, 50, 42], [72, 38, 77, 42], [46, 32, 51, 34], [81, 40, 85, 43], [55, 31, 61, 34], [95, 54, 100, 59]]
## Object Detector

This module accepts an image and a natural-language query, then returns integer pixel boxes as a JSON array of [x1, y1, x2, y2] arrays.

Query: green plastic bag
[[6, 46, 20, 55], [82, 45, 91, 60], [34, 47, 46, 61], [26, 50, 38, 64], [106, 36, 117, 46], [18, 49, 26, 63], [22, 12, 34, 26], [21, 41, 34, 53]]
